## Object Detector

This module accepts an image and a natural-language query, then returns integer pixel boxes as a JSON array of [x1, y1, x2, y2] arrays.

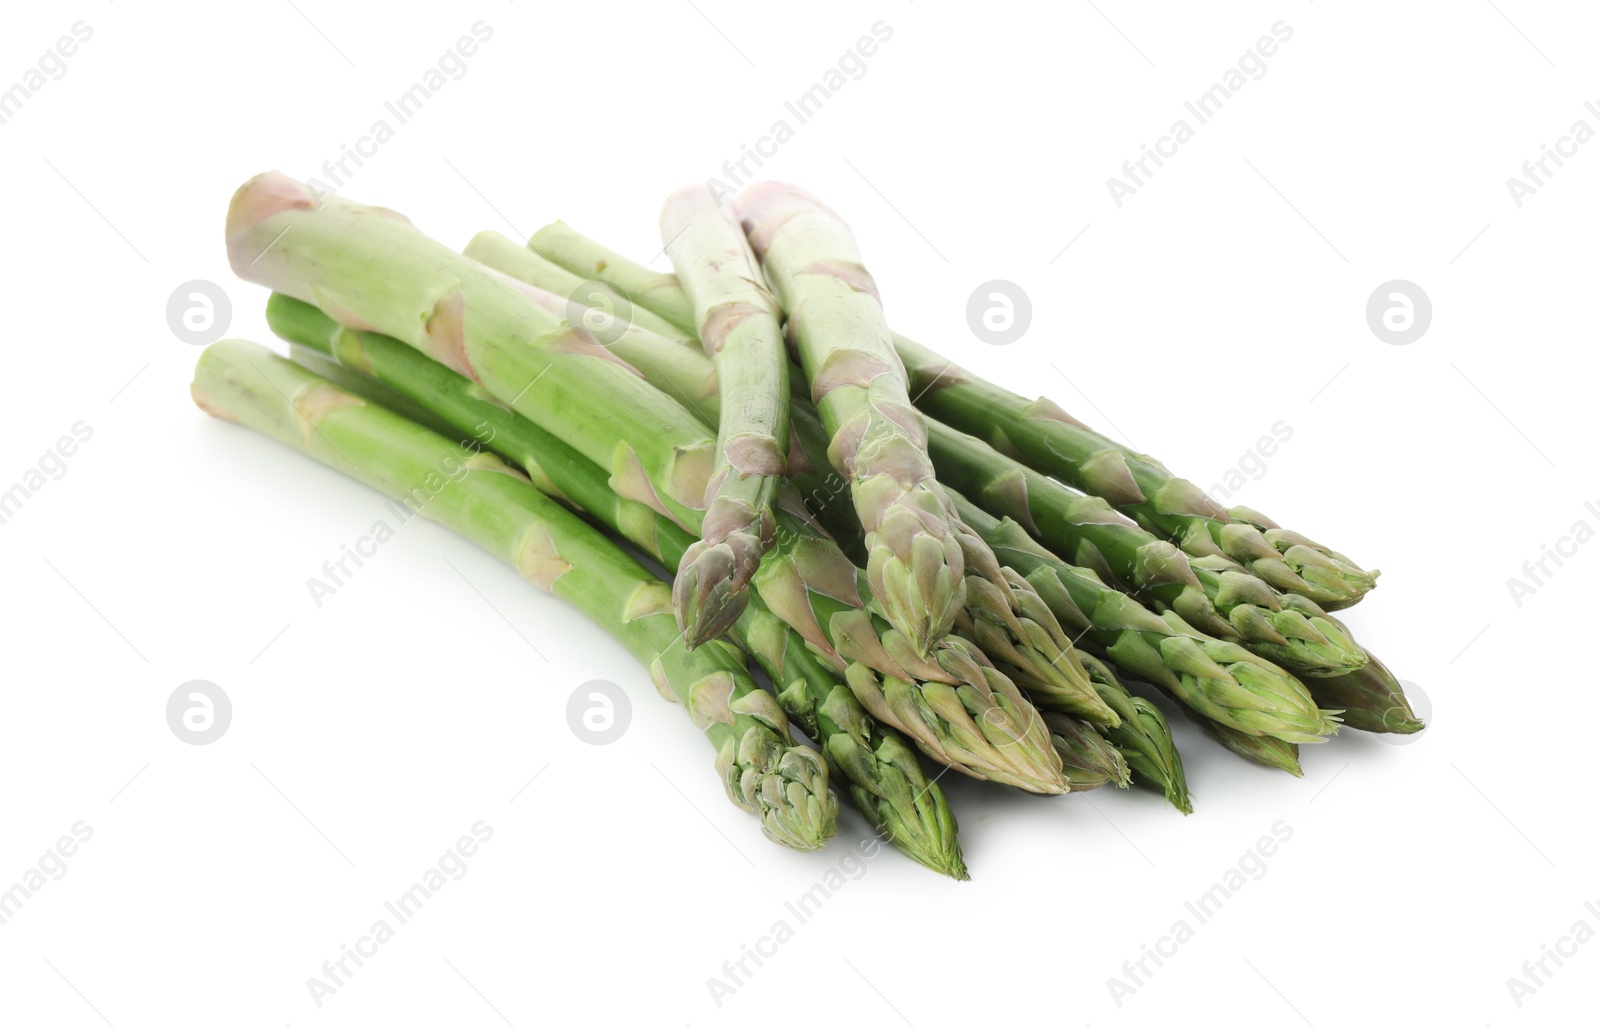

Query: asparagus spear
[[268, 297, 1052, 822], [530, 220, 699, 335], [927, 418, 1369, 680], [894, 335, 1378, 610], [1077, 652, 1192, 813], [225, 173, 755, 645], [656, 185, 791, 648], [522, 222, 1377, 611], [461, 233, 722, 425], [951, 493, 1339, 745], [1045, 711, 1131, 791], [462, 230, 697, 347], [192, 338, 836, 850], [1298, 647, 1424, 735], [735, 182, 967, 657], [1193, 716, 1304, 777]]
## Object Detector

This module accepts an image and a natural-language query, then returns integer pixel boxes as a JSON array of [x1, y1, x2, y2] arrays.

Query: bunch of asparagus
[[194, 172, 1421, 879]]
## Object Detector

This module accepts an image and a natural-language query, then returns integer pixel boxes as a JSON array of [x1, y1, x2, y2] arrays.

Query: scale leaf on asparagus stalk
[[192, 338, 836, 850], [735, 182, 967, 657], [657, 185, 792, 647]]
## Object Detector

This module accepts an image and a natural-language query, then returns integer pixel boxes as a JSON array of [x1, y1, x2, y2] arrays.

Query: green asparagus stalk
[[225, 173, 758, 644], [736, 182, 966, 657], [1044, 711, 1131, 790], [951, 493, 1338, 745], [530, 220, 699, 335], [463, 230, 697, 347], [894, 335, 1378, 609], [928, 418, 1368, 680], [461, 232, 722, 426], [1077, 652, 1192, 813], [192, 338, 836, 850], [657, 185, 792, 648]]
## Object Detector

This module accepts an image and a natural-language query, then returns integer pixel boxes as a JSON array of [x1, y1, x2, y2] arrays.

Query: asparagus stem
[[192, 338, 836, 850], [463, 229, 697, 347], [529, 220, 699, 335], [894, 335, 1378, 610], [463, 231, 721, 422], [265, 295, 971, 873], [656, 185, 792, 647], [735, 183, 967, 657]]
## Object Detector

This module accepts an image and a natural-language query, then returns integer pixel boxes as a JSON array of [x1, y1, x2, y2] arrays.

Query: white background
[[1, 1, 1594, 1023]]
